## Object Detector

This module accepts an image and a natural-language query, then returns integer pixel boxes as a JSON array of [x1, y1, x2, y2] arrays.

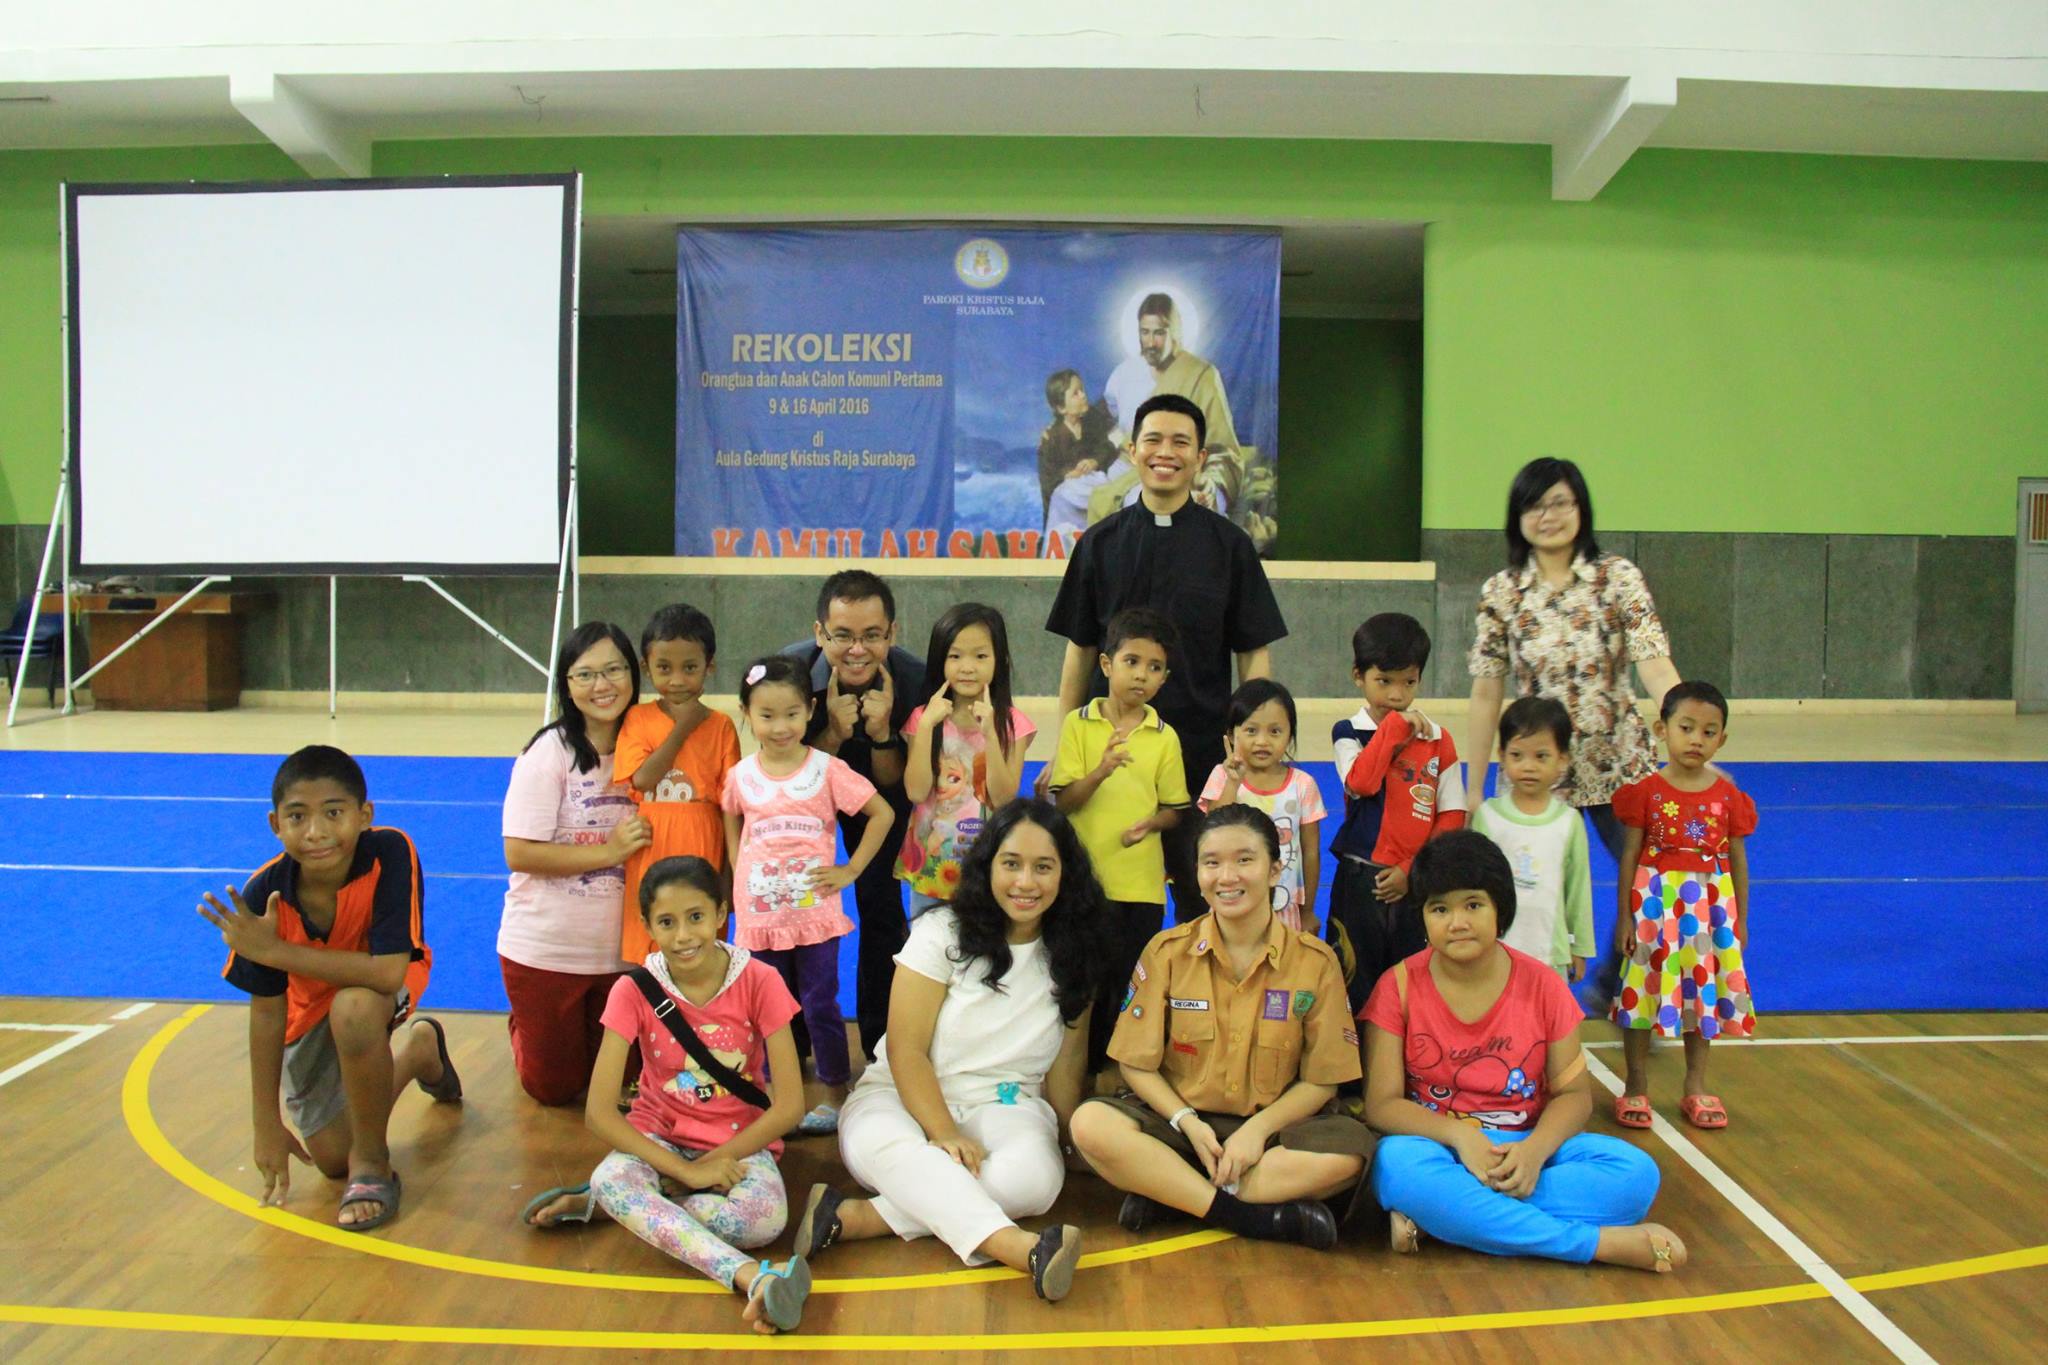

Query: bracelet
[[1167, 1106, 1197, 1133]]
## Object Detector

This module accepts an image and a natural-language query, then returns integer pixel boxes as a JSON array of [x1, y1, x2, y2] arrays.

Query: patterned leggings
[[590, 1138, 788, 1289]]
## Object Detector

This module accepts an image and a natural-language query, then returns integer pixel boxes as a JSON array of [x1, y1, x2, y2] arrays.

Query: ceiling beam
[[1552, 73, 1676, 201], [228, 72, 369, 178]]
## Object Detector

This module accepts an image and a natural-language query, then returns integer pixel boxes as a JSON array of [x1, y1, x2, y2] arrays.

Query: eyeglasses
[[825, 630, 890, 649], [1522, 495, 1578, 520], [566, 663, 631, 688]]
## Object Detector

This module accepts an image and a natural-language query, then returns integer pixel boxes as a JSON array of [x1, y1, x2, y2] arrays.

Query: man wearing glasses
[[782, 571, 927, 1065]]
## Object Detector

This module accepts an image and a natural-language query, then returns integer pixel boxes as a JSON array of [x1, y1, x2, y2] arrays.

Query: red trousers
[[499, 954, 621, 1106]]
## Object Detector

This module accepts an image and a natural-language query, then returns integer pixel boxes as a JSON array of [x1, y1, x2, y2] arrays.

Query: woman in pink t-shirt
[[1362, 831, 1686, 1272], [722, 655, 895, 1134], [522, 857, 813, 1334], [497, 622, 654, 1105]]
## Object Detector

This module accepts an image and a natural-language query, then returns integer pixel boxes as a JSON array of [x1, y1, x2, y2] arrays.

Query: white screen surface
[[70, 178, 572, 572]]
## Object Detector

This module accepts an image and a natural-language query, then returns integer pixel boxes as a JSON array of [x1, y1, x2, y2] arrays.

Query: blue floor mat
[[1, 751, 2040, 1014]]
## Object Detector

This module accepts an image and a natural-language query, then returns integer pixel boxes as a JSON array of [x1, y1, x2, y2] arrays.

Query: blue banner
[[676, 227, 1280, 557]]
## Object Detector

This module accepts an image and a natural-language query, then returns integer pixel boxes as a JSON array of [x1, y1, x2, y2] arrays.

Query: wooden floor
[[4, 702, 2046, 1358], [1, 996, 2043, 1362]]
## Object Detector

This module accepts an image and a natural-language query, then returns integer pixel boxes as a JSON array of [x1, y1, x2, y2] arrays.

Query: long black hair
[[1503, 456, 1600, 570], [921, 602, 1017, 789], [524, 620, 639, 774], [947, 800, 1107, 1024]]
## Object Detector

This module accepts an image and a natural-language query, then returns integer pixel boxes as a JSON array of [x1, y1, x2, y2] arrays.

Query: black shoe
[[792, 1184, 844, 1261], [1028, 1223, 1084, 1302], [1116, 1192, 1174, 1234], [1290, 1200, 1339, 1251]]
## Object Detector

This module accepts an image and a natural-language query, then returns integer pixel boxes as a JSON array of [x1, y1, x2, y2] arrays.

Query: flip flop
[[1614, 1094, 1653, 1130], [746, 1255, 812, 1332], [413, 1017, 463, 1103], [338, 1170, 401, 1232], [795, 1104, 840, 1136], [1680, 1094, 1729, 1130], [522, 1183, 596, 1227], [792, 1184, 844, 1260], [1027, 1224, 1084, 1302], [1389, 1210, 1423, 1254]]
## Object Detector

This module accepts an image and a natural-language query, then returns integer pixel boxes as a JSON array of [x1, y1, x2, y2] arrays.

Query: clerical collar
[[1140, 496, 1193, 527]]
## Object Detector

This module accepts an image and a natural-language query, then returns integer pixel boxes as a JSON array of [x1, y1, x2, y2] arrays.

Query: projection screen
[[65, 175, 576, 574]]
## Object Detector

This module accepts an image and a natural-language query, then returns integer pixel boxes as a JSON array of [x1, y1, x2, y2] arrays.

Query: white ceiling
[[4, 66, 2044, 161], [5, 7, 2039, 317]]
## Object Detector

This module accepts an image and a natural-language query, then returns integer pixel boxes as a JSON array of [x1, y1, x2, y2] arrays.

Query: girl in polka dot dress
[[1611, 682, 1756, 1132]]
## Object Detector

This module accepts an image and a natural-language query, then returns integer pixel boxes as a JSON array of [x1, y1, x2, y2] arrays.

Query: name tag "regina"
[[1168, 997, 1210, 1012]]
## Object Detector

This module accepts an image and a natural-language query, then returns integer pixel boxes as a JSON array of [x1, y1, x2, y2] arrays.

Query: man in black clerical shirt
[[1045, 393, 1287, 922]]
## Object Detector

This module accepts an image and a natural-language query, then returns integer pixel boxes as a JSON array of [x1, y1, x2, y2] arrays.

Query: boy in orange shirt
[[615, 603, 742, 960], [200, 745, 459, 1232]]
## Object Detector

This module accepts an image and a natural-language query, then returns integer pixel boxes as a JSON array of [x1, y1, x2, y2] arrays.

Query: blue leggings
[[1371, 1130, 1659, 1264]]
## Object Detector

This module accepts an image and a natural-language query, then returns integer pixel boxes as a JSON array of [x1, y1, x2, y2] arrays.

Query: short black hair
[[1504, 457, 1600, 571], [815, 570, 895, 626], [1226, 678, 1297, 750], [639, 855, 727, 916], [1130, 392, 1206, 453], [271, 744, 367, 808], [1661, 679, 1730, 725], [1352, 612, 1432, 674], [1499, 695, 1573, 753], [1044, 368, 1082, 416], [737, 654, 812, 710], [1102, 606, 1178, 662], [1410, 830, 1517, 937], [641, 601, 715, 661]]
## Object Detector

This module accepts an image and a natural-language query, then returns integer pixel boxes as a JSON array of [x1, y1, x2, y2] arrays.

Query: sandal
[[1614, 1094, 1653, 1130], [1027, 1224, 1084, 1302], [413, 1017, 463, 1103], [1680, 1094, 1728, 1130], [522, 1183, 596, 1227], [745, 1255, 812, 1332], [338, 1170, 401, 1232], [1389, 1210, 1423, 1254], [792, 1184, 844, 1260]]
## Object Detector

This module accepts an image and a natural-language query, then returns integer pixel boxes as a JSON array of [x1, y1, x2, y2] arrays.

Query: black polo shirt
[[1045, 499, 1287, 748], [778, 640, 926, 791]]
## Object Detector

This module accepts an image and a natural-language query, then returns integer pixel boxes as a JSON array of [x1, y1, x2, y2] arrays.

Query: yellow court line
[[57, 1003, 2048, 1352], [6, 1246, 2047, 1352], [124, 1004, 1231, 1295], [9, 1246, 2048, 1357]]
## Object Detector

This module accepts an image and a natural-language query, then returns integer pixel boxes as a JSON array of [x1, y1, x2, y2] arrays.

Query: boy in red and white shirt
[[1325, 613, 1466, 1013]]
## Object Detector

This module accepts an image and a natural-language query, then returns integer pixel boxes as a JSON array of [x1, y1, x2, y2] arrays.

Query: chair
[[0, 596, 65, 706]]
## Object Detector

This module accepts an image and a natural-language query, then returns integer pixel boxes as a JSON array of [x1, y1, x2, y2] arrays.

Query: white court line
[[1584, 1034, 2047, 1049], [1581, 1051, 1935, 1365], [107, 1002, 156, 1021], [0, 1022, 111, 1089], [0, 861, 502, 881], [0, 1021, 95, 1033]]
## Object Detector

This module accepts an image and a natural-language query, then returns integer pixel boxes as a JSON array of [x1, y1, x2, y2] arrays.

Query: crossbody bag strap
[[628, 967, 772, 1111]]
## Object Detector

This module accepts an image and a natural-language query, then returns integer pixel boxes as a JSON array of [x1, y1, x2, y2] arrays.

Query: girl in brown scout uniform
[[1069, 805, 1372, 1249]]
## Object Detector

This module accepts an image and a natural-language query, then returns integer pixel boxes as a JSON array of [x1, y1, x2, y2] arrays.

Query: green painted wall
[[578, 314, 676, 555], [1274, 318, 1421, 561], [3, 137, 2042, 542]]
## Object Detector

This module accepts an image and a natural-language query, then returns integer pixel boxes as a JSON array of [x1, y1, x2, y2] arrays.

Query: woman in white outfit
[[792, 799, 1107, 1302]]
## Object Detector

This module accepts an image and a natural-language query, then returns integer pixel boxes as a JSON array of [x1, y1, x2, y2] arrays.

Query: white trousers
[[838, 1085, 1065, 1264]]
